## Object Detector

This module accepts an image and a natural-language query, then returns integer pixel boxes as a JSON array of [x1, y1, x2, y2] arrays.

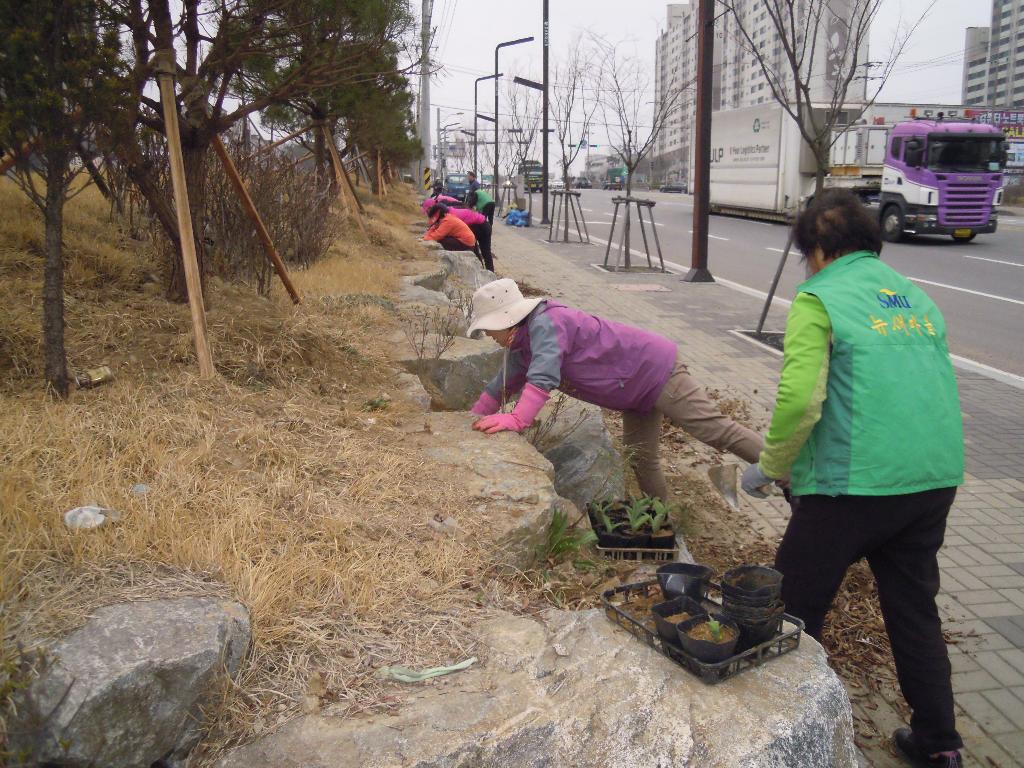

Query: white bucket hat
[[466, 278, 544, 338]]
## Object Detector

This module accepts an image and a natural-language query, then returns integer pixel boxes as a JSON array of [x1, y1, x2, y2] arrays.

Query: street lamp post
[[542, 0, 550, 224], [474, 73, 502, 176], [494, 36, 535, 200]]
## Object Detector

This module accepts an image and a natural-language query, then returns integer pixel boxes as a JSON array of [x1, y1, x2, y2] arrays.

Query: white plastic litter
[[63, 505, 120, 530]]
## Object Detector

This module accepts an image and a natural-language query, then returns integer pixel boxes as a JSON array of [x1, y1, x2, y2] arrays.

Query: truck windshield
[[927, 137, 1005, 172], [446, 174, 467, 184]]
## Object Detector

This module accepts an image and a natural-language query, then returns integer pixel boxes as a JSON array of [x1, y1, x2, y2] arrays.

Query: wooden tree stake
[[154, 51, 215, 379], [248, 123, 312, 159], [212, 135, 301, 305], [323, 126, 368, 236]]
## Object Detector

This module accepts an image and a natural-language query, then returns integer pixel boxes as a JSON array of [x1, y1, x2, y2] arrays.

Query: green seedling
[[544, 508, 598, 563], [706, 618, 725, 643], [648, 498, 671, 533], [598, 509, 625, 535], [624, 497, 653, 535]]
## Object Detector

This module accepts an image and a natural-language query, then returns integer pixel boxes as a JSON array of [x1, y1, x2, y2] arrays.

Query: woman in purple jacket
[[468, 279, 762, 500]]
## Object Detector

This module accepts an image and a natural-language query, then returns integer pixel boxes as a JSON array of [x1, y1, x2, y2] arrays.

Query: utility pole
[[419, 0, 433, 184], [436, 106, 442, 178], [541, 0, 550, 224], [683, 0, 714, 283]]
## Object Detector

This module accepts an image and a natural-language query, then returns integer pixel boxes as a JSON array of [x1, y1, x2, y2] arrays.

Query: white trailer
[[698, 103, 928, 221]]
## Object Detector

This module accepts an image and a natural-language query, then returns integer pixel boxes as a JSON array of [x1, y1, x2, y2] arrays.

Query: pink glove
[[470, 391, 500, 416], [473, 383, 550, 434]]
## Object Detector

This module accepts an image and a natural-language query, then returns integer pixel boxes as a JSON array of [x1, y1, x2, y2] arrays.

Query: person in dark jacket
[[743, 190, 965, 768]]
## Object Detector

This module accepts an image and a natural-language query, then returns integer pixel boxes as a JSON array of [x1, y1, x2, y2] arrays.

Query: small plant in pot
[[677, 614, 740, 663], [647, 499, 675, 550], [593, 505, 637, 549], [651, 596, 707, 643], [622, 497, 654, 547]]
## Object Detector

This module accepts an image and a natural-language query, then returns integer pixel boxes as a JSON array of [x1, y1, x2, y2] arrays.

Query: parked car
[[602, 180, 623, 191], [575, 177, 592, 189], [550, 178, 565, 191], [444, 173, 470, 201], [659, 182, 687, 193]]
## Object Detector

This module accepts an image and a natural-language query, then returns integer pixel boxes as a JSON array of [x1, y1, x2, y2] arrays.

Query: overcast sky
[[423, 0, 993, 163]]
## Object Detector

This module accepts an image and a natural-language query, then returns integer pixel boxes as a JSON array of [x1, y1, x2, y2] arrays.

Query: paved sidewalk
[[492, 223, 1024, 767]]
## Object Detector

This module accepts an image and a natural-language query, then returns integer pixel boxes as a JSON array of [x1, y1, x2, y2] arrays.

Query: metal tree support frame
[[603, 196, 666, 272], [547, 190, 590, 244]]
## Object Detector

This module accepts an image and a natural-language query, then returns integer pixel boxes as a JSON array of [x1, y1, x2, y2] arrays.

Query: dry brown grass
[[0, 178, 502, 762]]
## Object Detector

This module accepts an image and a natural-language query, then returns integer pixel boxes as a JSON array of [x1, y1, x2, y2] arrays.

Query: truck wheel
[[881, 206, 904, 243], [951, 232, 976, 243]]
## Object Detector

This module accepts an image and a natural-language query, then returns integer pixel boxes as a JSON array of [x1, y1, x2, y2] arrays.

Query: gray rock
[[528, 396, 625, 512], [400, 412, 562, 569], [395, 372, 431, 411], [11, 598, 250, 768], [398, 276, 451, 308], [441, 251, 496, 289], [217, 609, 855, 768], [400, 337, 504, 411], [418, 240, 444, 252]]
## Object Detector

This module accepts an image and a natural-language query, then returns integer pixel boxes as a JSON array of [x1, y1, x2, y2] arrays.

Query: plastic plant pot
[[651, 596, 707, 642], [722, 599, 784, 624], [721, 565, 783, 600], [732, 614, 785, 653], [596, 529, 647, 549], [656, 563, 714, 601], [676, 614, 740, 664], [649, 527, 676, 550]]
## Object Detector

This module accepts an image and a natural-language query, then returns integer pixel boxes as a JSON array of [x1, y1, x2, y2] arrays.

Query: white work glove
[[741, 463, 774, 498]]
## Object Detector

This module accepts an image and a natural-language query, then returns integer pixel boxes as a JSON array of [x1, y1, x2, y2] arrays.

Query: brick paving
[[492, 223, 1024, 767]]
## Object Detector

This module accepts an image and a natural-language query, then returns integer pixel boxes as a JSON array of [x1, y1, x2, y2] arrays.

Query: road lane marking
[[534, 235, 1024, 389], [688, 230, 730, 241], [907, 277, 1024, 306], [581, 208, 593, 212], [765, 247, 804, 255], [963, 254, 1024, 268]]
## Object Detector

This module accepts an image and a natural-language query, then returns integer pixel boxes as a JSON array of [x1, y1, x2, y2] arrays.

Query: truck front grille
[[939, 183, 992, 227]]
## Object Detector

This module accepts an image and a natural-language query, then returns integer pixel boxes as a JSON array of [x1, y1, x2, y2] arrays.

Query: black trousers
[[482, 202, 495, 226], [437, 236, 473, 253], [469, 222, 493, 271], [775, 487, 962, 754]]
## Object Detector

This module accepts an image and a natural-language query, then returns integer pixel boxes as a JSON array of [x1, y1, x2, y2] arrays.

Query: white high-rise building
[[961, 1, 1024, 109], [962, 27, 991, 107], [652, 1, 869, 184]]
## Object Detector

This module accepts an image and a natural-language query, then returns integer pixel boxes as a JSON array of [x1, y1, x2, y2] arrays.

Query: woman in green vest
[[742, 190, 964, 767], [467, 188, 496, 226]]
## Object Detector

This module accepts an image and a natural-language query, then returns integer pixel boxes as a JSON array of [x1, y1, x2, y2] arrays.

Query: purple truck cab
[[879, 119, 1007, 243]]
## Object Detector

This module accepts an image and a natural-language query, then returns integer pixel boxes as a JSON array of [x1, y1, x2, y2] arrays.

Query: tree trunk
[[813, 140, 828, 197], [167, 142, 208, 303], [43, 149, 70, 398], [623, 170, 633, 269], [562, 164, 570, 242]]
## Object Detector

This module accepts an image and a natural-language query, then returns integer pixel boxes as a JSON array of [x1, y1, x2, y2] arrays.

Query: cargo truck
[[703, 104, 1007, 242]]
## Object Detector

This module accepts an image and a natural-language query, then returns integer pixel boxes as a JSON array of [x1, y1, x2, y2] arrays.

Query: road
[[572, 189, 1024, 380]]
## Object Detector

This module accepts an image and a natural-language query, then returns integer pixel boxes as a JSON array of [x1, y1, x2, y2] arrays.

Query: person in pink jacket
[[422, 199, 493, 270], [467, 278, 762, 501]]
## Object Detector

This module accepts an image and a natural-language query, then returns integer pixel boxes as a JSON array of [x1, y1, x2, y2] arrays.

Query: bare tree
[[550, 39, 598, 242], [593, 35, 686, 267], [720, 0, 935, 193], [504, 76, 541, 208]]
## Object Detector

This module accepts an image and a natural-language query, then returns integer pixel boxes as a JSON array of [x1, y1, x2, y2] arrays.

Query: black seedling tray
[[601, 579, 803, 685], [595, 544, 678, 562]]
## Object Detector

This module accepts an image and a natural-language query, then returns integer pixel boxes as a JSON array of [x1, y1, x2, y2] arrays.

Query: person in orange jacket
[[423, 203, 478, 255]]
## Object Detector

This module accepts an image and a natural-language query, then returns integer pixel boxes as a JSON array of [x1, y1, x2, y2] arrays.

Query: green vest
[[473, 189, 494, 211], [791, 251, 964, 496]]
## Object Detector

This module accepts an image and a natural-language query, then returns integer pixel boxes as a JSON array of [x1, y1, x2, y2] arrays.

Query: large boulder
[[401, 411, 563, 569], [398, 275, 451, 308], [217, 609, 856, 768], [528, 396, 625, 512], [400, 337, 504, 411], [441, 251, 496, 289], [11, 598, 251, 768]]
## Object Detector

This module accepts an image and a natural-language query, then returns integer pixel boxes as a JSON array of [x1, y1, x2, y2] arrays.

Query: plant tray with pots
[[600, 579, 803, 685], [587, 498, 678, 562]]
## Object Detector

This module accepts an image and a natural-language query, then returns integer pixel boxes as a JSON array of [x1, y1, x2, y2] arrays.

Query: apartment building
[[962, 0, 1024, 109], [652, 0, 868, 184]]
